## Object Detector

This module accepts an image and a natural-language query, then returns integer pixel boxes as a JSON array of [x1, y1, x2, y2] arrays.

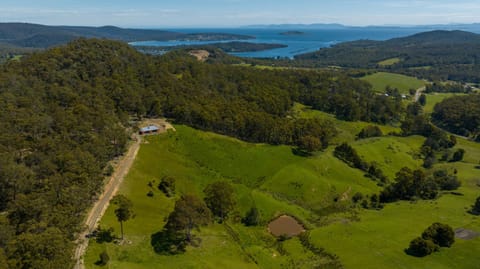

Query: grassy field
[[362, 72, 426, 94], [85, 109, 480, 268], [85, 125, 366, 269], [423, 93, 468, 114], [378, 57, 401, 66]]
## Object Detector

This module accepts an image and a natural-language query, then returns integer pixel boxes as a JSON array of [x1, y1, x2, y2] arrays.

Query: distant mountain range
[[0, 23, 253, 48], [246, 23, 480, 31]]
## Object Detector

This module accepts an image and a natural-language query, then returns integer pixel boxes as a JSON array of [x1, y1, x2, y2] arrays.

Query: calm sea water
[[131, 27, 477, 58]]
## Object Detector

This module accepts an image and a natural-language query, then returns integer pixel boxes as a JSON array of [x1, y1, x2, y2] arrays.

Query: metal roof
[[140, 125, 160, 132]]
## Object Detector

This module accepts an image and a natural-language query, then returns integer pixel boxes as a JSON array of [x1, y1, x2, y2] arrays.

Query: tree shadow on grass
[[150, 230, 187, 255], [467, 209, 480, 216], [291, 147, 312, 157]]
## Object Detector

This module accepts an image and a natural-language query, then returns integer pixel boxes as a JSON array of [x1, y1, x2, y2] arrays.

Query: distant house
[[139, 125, 160, 135]]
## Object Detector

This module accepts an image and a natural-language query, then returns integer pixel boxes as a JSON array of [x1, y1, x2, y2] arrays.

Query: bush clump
[[406, 223, 454, 257]]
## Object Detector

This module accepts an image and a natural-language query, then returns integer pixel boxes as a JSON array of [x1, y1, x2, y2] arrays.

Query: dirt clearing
[[189, 50, 210, 61], [455, 228, 479, 240], [268, 215, 305, 237]]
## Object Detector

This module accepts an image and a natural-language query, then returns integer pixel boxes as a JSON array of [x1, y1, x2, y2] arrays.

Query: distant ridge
[[296, 29, 480, 60], [386, 30, 480, 44], [0, 23, 253, 48], [245, 23, 480, 32], [293, 30, 480, 82]]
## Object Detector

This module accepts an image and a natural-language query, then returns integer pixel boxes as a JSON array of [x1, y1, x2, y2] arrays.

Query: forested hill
[[0, 38, 404, 268], [294, 30, 480, 82], [0, 23, 253, 48]]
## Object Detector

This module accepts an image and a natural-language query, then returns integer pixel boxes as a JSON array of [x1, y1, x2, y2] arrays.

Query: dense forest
[[0, 38, 407, 268], [432, 94, 480, 138]]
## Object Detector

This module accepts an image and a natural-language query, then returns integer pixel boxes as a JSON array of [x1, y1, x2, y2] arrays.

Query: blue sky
[[1, 0, 479, 28]]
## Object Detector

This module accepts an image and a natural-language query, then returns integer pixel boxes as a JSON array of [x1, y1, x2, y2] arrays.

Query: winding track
[[414, 86, 426, 102]]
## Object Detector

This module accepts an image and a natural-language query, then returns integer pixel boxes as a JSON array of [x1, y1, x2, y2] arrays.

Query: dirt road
[[73, 134, 142, 269], [72, 119, 174, 269], [414, 86, 426, 102]]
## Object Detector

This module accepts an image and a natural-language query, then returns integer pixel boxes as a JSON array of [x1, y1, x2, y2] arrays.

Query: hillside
[[294, 30, 480, 82], [84, 120, 480, 269], [0, 36, 479, 269], [0, 38, 406, 268], [0, 23, 253, 48]]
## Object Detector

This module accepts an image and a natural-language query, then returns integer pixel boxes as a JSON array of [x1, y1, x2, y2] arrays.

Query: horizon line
[[1, 21, 480, 29]]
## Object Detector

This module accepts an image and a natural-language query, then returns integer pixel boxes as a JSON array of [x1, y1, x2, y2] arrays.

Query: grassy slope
[[85, 125, 377, 269], [309, 159, 480, 269], [423, 93, 468, 114], [292, 103, 400, 143], [361, 72, 426, 94], [378, 57, 401, 66], [309, 119, 480, 269], [85, 112, 480, 269]]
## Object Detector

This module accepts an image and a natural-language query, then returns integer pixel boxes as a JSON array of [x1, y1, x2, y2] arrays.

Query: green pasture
[[378, 57, 401, 66], [85, 119, 480, 269], [362, 72, 426, 94]]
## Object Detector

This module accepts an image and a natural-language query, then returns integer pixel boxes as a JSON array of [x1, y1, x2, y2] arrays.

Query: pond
[[268, 215, 305, 237]]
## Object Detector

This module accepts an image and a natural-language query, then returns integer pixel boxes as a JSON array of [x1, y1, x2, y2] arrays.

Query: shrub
[[407, 237, 438, 257], [242, 207, 260, 226], [352, 192, 364, 203], [422, 223, 455, 247], [471, 196, 480, 215], [104, 164, 114, 176], [407, 222, 455, 257], [451, 149, 465, 162], [334, 143, 368, 170], [98, 251, 110, 266], [95, 227, 115, 243], [158, 176, 176, 197], [357, 125, 383, 139], [433, 170, 461, 190]]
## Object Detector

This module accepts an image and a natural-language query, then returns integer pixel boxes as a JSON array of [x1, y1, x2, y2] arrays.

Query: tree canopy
[[204, 181, 236, 221]]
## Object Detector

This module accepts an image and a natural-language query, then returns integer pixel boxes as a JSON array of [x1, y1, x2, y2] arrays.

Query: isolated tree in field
[[407, 237, 438, 257], [418, 94, 427, 106], [112, 195, 134, 240], [451, 148, 465, 162], [357, 125, 383, 139], [407, 222, 454, 257], [98, 251, 110, 266], [471, 196, 480, 214], [165, 195, 211, 242], [204, 181, 236, 221], [422, 223, 455, 248]]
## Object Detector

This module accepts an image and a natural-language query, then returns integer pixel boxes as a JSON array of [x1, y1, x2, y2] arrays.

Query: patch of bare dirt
[[455, 228, 479, 240], [141, 118, 176, 132], [189, 50, 210, 61], [340, 186, 352, 201]]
